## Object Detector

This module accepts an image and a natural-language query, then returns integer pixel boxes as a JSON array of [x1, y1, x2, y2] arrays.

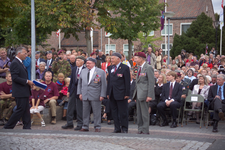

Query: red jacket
[[61, 86, 68, 96], [101, 62, 111, 72]]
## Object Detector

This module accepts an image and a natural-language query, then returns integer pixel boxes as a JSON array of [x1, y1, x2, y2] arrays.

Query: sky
[[212, 0, 223, 14]]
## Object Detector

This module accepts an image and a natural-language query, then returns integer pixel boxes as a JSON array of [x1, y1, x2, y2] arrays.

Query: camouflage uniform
[[52, 60, 71, 82], [0, 98, 16, 120]]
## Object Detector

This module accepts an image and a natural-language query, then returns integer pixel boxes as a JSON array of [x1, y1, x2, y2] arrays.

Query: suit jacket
[[208, 84, 225, 102], [107, 63, 130, 100], [133, 63, 155, 101], [189, 79, 198, 91], [192, 84, 210, 100], [129, 79, 136, 101], [45, 59, 54, 71], [68, 66, 85, 97], [161, 82, 182, 103], [10, 58, 31, 97], [77, 67, 106, 100]]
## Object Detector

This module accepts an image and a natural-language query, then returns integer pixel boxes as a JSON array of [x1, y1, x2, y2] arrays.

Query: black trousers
[[102, 98, 113, 120], [210, 98, 225, 121], [66, 92, 77, 126], [4, 97, 31, 129], [128, 101, 136, 116], [110, 92, 128, 132], [157, 101, 180, 121]]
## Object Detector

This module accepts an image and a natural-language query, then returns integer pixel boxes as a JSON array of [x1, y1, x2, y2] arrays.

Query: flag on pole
[[220, 0, 224, 30], [56, 29, 61, 37], [161, 0, 165, 31]]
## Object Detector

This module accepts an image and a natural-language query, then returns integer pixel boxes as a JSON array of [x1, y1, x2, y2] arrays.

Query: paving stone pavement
[[0, 132, 212, 150]]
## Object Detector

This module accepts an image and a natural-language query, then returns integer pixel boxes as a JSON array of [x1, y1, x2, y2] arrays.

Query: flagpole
[[165, 0, 167, 55], [220, 27, 222, 55], [59, 29, 61, 49]]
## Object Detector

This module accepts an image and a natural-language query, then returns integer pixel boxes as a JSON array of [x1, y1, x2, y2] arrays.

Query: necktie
[[87, 70, 90, 83], [114, 66, 117, 74], [47, 60, 50, 68], [169, 83, 173, 99], [77, 68, 80, 75], [218, 86, 222, 99], [138, 67, 142, 77]]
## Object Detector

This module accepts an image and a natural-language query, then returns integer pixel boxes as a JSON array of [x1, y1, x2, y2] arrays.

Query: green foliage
[[97, 0, 164, 59], [171, 13, 218, 58], [138, 31, 162, 52]]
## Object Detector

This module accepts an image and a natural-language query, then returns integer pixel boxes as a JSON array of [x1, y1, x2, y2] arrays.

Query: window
[[123, 44, 134, 58], [105, 44, 116, 54], [105, 32, 112, 37], [180, 23, 191, 35], [161, 43, 173, 56], [143, 31, 154, 36], [161, 24, 173, 36]]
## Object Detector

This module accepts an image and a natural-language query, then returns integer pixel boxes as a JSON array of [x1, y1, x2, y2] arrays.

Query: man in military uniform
[[176, 71, 189, 121], [52, 50, 71, 82], [0, 72, 15, 126]]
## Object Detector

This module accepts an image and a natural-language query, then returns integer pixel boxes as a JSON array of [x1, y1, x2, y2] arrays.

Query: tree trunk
[[128, 39, 133, 60], [85, 29, 91, 55]]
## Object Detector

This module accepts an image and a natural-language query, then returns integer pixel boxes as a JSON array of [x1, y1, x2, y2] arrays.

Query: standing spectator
[[66, 51, 71, 59], [77, 57, 107, 132], [127, 70, 136, 121], [121, 54, 131, 68], [157, 71, 182, 128], [36, 62, 47, 81], [218, 58, 225, 74], [146, 47, 156, 68], [101, 56, 111, 73], [0, 72, 15, 126], [181, 49, 188, 60], [42, 71, 59, 124], [155, 50, 162, 70], [45, 51, 54, 72], [35, 51, 45, 68], [69, 55, 76, 71], [209, 47, 216, 58], [30, 85, 46, 127], [90, 52, 101, 68], [203, 56, 213, 69], [190, 56, 199, 67], [3, 47, 34, 129], [61, 56, 85, 130], [51, 50, 71, 82], [51, 48, 56, 53], [0, 48, 11, 79], [209, 53, 214, 63], [96, 50, 106, 63], [107, 53, 130, 133]]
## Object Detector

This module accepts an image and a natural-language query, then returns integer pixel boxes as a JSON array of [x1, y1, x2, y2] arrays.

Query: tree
[[35, 0, 106, 54], [98, 0, 164, 59], [171, 13, 218, 58]]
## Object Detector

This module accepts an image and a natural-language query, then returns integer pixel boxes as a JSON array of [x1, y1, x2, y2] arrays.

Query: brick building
[[40, 0, 215, 57]]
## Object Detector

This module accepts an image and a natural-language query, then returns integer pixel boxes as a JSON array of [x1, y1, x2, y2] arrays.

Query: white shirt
[[36, 58, 40, 66], [77, 65, 83, 75], [16, 56, 22, 63], [140, 62, 146, 68], [88, 66, 96, 84], [130, 80, 133, 85]]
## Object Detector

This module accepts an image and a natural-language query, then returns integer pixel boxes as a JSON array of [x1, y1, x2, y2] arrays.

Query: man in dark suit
[[35, 51, 45, 69], [128, 70, 136, 121], [62, 56, 85, 130], [107, 52, 130, 133], [208, 74, 225, 132], [157, 71, 182, 128], [3, 47, 34, 129], [45, 51, 54, 72]]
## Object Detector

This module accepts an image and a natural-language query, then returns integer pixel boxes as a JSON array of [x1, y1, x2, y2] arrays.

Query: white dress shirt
[[165, 81, 175, 102], [77, 65, 83, 75], [88, 66, 96, 84]]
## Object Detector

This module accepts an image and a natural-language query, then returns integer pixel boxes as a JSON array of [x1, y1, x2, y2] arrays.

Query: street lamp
[[164, 11, 175, 64], [213, 21, 220, 52]]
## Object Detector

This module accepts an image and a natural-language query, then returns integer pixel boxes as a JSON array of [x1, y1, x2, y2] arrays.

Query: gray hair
[[217, 74, 225, 80], [39, 62, 46, 66], [16, 47, 27, 55], [66, 51, 71, 55], [211, 74, 217, 79]]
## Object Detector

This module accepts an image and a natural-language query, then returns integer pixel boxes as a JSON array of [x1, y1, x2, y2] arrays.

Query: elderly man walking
[[77, 57, 107, 132]]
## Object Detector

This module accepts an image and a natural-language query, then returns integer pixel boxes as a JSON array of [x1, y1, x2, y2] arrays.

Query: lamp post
[[164, 11, 175, 64], [213, 21, 220, 52]]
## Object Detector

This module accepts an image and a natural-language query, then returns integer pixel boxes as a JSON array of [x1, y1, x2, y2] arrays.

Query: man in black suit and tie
[[62, 56, 85, 130], [208, 74, 225, 132], [3, 47, 34, 129], [45, 51, 54, 72], [107, 52, 130, 133], [157, 71, 182, 128]]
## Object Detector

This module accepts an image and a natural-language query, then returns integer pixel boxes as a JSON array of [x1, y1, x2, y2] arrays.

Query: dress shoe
[[74, 126, 82, 130], [196, 121, 200, 124], [107, 121, 111, 125], [95, 129, 101, 132], [80, 128, 89, 132], [61, 124, 74, 129], [122, 130, 128, 133], [212, 121, 218, 132], [51, 118, 56, 124], [112, 130, 121, 133], [170, 121, 177, 128], [142, 132, 150, 135], [218, 110, 225, 120], [160, 121, 169, 127], [137, 131, 142, 134]]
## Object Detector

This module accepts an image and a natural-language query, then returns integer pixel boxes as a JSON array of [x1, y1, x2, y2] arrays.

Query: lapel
[[136, 63, 147, 82], [214, 85, 218, 96], [15, 58, 27, 73], [89, 67, 97, 85], [111, 63, 122, 76]]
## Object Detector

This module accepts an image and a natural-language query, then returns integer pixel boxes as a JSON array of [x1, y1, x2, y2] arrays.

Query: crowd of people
[[0, 46, 225, 134]]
